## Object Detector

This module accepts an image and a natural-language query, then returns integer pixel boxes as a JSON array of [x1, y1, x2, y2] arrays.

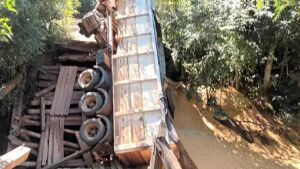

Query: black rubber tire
[[95, 88, 112, 116], [94, 66, 111, 90], [79, 118, 106, 146], [78, 69, 100, 91], [79, 92, 104, 117], [96, 115, 113, 144]]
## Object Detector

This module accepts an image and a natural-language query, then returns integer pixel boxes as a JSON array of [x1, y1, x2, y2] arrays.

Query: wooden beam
[[0, 146, 31, 169], [0, 73, 23, 100], [57, 40, 99, 53], [153, 137, 182, 169], [58, 54, 96, 62]]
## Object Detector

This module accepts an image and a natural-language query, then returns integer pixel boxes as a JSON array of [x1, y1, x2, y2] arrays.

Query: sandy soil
[[171, 87, 300, 169]]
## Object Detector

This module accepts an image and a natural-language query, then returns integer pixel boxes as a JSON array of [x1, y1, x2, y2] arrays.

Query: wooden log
[[27, 108, 81, 115], [0, 146, 31, 169], [75, 131, 93, 168], [34, 84, 56, 98], [58, 54, 96, 62], [57, 40, 99, 53], [41, 147, 91, 169], [0, 73, 23, 100]]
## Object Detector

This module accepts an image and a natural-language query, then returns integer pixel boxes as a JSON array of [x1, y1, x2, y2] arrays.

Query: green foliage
[[0, 0, 79, 70], [0, 0, 16, 41], [157, 0, 300, 118], [157, 0, 259, 93], [78, 0, 96, 17]]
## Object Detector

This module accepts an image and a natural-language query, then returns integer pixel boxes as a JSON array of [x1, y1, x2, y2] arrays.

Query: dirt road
[[172, 89, 297, 169]]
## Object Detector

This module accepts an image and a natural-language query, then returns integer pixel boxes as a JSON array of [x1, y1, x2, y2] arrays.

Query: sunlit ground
[[172, 86, 300, 168]]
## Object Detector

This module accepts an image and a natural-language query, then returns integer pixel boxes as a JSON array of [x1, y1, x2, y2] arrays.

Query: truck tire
[[97, 115, 112, 143], [79, 92, 104, 117], [78, 69, 100, 91], [94, 66, 111, 90], [95, 88, 112, 116], [80, 118, 106, 146]]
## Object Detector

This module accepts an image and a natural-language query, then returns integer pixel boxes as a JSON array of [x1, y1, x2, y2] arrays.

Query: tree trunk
[[263, 44, 276, 92]]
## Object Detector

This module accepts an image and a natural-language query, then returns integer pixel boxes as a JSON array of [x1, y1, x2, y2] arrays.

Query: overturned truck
[[4, 0, 187, 169]]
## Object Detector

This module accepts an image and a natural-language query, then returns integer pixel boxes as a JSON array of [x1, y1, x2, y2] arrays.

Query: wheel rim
[[84, 96, 97, 109], [86, 125, 99, 138]]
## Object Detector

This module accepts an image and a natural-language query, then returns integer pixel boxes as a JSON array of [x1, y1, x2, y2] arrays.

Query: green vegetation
[[78, 0, 96, 17], [0, 0, 80, 81], [157, 0, 300, 120]]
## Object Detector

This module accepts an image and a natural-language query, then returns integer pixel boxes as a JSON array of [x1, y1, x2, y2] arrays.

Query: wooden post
[[0, 146, 31, 169]]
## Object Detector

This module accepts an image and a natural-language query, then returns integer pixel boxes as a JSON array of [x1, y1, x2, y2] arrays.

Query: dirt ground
[[172, 87, 300, 169]]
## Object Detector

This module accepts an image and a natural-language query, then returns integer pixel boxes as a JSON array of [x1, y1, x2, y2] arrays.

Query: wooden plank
[[51, 67, 68, 116], [42, 116, 50, 166], [63, 67, 78, 116], [0, 146, 31, 169], [47, 117, 54, 164], [75, 131, 93, 168], [36, 129, 46, 169]]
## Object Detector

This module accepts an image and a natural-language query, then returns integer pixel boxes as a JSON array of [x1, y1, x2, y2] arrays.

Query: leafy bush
[[0, 0, 79, 73], [78, 0, 97, 17]]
